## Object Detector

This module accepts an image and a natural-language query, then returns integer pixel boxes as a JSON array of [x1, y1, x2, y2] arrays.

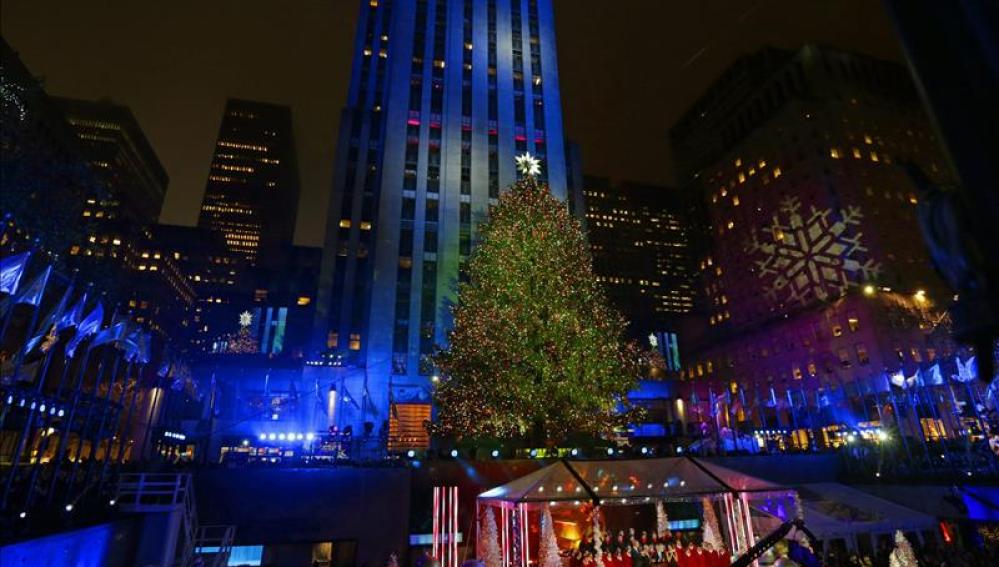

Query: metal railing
[[194, 524, 237, 567]]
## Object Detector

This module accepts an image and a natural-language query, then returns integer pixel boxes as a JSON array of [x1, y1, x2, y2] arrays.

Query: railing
[[115, 473, 196, 566], [194, 524, 237, 567]]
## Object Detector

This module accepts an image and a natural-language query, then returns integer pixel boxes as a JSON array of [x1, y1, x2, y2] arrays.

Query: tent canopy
[[795, 483, 937, 540], [478, 457, 788, 505]]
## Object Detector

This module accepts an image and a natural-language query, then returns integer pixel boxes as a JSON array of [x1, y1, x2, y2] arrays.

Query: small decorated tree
[[592, 507, 604, 567], [480, 507, 502, 567], [656, 500, 670, 537], [701, 497, 724, 550], [538, 505, 561, 567], [889, 530, 918, 567]]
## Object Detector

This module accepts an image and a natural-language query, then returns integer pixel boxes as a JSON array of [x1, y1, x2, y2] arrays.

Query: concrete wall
[[194, 467, 412, 567], [0, 519, 140, 567]]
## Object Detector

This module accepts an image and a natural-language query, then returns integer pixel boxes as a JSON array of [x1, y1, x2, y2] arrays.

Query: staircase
[[115, 473, 235, 567]]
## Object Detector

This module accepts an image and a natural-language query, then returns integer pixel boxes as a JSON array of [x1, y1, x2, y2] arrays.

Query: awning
[[477, 457, 788, 505], [795, 483, 937, 540]]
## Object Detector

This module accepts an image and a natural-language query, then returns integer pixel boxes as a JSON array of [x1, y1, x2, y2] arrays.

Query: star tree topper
[[515, 152, 542, 177], [239, 310, 253, 327]]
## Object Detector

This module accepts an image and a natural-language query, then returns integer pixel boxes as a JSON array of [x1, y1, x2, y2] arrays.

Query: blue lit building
[[315, 0, 571, 450]]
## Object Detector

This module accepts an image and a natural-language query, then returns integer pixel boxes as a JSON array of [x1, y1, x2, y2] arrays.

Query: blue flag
[[65, 302, 104, 357], [0, 251, 31, 295], [92, 320, 127, 348], [13, 265, 52, 306], [22, 283, 72, 354], [57, 292, 87, 331]]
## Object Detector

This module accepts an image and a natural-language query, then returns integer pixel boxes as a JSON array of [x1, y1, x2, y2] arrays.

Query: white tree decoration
[[592, 506, 604, 567], [888, 530, 918, 567], [701, 497, 724, 550], [515, 152, 542, 177], [538, 505, 562, 567], [656, 500, 669, 537], [480, 507, 502, 567]]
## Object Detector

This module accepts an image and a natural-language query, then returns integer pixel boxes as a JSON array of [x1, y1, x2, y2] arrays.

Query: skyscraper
[[670, 46, 957, 445], [315, 0, 569, 448], [198, 99, 300, 266], [582, 177, 694, 341]]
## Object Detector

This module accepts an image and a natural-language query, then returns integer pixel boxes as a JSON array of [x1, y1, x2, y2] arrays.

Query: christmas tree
[[431, 160, 644, 442], [538, 505, 561, 567], [701, 497, 724, 551], [656, 500, 670, 537], [889, 530, 918, 567], [480, 507, 502, 567]]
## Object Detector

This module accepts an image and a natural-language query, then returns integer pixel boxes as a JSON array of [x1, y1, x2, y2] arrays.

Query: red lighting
[[514, 135, 527, 142], [407, 119, 421, 126]]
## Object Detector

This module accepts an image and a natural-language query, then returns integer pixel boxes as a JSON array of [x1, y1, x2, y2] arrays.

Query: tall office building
[[669, 46, 958, 446], [198, 99, 300, 266], [315, 0, 569, 447], [583, 177, 694, 341]]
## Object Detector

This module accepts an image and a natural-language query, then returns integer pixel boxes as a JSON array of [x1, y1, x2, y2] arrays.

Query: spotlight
[[65, 504, 74, 512], [58, 409, 65, 417], [50, 407, 56, 415], [875, 472, 881, 478], [877, 430, 889, 442], [109, 499, 116, 506], [241, 439, 250, 447], [406, 450, 416, 458], [19, 511, 26, 519], [278, 433, 286, 441], [863, 285, 875, 296], [5, 394, 12, 404], [530, 449, 538, 458], [640, 446, 649, 455], [39, 404, 46, 412], [846, 433, 857, 444], [607, 447, 615, 456], [966, 471, 972, 477], [676, 446, 684, 454], [296, 433, 304, 441], [491, 449, 500, 458], [570, 448, 579, 457], [267, 433, 276, 441], [258, 433, 267, 441], [450, 449, 459, 458], [305, 432, 315, 441]]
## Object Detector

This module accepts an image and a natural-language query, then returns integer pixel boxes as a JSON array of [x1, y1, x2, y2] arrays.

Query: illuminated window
[[360, 221, 372, 230], [832, 324, 843, 337], [793, 366, 803, 380], [254, 289, 268, 302], [870, 151, 879, 162], [830, 148, 841, 159], [339, 219, 351, 228], [388, 403, 432, 450], [297, 296, 311, 306], [732, 196, 740, 207], [737, 172, 746, 184], [734, 158, 742, 167], [349, 334, 362, 350], [70, 245, 81, 255], [327, 331, 339, 348], [852, 148, 862, 159], [773, 167, 782, 178], [847, 316, 859, 332], [864, 134, 873, 144], [837, 348, 852, 368]]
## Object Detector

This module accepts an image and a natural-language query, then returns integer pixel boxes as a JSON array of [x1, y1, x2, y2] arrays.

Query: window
[[830, 148, 841, 159], [327, 331, 339, 348], [832, 323, 843, 337], [838, 348, 852, 367], [339, 219, 351, 228], [297, 296, 311, 306], [847, 315, 859, 332], [254, 289, 268, 302], [349, 333, 362, 350], [855, 343, 869, 365]]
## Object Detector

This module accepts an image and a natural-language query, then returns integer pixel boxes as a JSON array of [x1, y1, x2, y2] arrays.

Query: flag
[[157, 356, 173, 378], [92, 319, 127, 348], [135, 331, 151, 364], [890, 370, 918, 389], [0, 251, 31, 295], [57, 292, 87, 331], [22, 282, 72, 355], [65, 302, 104, 357], [922, 363, 944, 386], [953, 356, 976, 383], [119, 326, 143, 361], [13, 265, 52, 306]]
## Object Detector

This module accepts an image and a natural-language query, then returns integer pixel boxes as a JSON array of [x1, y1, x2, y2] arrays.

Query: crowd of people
[[569, 529, 730, 567]]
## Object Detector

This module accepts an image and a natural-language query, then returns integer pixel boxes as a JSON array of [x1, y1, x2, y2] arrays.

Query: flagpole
[[886, 379, 915, 468], [62, 350, 116, 505], [115, 365, 143, 465], [10, 262, 54, 383], [45, 338, 96, 505], [0, 243, 39, 345], [82, 356, 128, 491], [100, 362, 140, 491]]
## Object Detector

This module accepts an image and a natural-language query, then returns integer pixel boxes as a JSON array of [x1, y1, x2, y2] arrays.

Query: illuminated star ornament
[[238, 310, 253, 327], [515, 152, 542, 177]]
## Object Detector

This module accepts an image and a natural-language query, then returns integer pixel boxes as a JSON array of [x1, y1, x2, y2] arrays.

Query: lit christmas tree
[[479, 508, 502, 567], [889, 530, 918, 567], [538, 505, 561, 567], [656, 500, 670, 537], [226, 311, 259, 354], [701, 497, 724, 550], [431, 158, 643, 442]]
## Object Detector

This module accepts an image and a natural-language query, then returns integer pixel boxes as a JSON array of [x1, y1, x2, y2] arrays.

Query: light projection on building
[[747, 196, 881, 306]]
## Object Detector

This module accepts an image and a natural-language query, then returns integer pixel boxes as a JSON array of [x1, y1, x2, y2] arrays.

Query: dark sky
[[1, 1, 902, 247]]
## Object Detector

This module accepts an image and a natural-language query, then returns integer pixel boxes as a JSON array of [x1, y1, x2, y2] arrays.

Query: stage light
[[39, 404, 45, 412], [407, 450, 416, 458], [50, 407, 56, 415], [450, 449, 459, 458], [58, 409, 64, 417], [109, 499, 116, 506], [863, 285, 875, 296], [65, 504, 74, 512], [530, 449, 538, 458], [680, 480, 686, 487], [570, 448, 579, 457], [640, 446, 649, 455], [267, 433, 276, 441], [271, 413, 279, 420], [241, 439, 250, 447], [877, 430, 889, 442], [875, 472, 881, 478], [306, 432, 315, 441], [607, 447, 615, 456], [966, 471, 972, 477], [5, 395, 12, 404], [259, 433, 267, 441], [846, 433, 857, 444], [296, 433, 304, 441], [491, 449, 500, 458], [676, 446, 684, 454], [278, 433, 286, 440], [19, 511, 26, 519]]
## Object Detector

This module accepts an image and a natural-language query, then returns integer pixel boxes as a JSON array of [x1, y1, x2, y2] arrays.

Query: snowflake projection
[[746, 196, 881, 306]]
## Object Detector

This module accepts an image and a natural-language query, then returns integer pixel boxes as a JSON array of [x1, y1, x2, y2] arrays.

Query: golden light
[[863, 285, 875, 296], [914, 289, 927, 303]]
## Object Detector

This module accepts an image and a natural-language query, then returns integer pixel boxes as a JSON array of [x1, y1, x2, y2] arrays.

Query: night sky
[[1, 1, 901, 246]]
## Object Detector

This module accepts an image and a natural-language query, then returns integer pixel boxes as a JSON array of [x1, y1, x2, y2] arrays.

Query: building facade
[[197, 99, 300, 266], [314, 0, 569, 448], [582, 177, 694, 343], [670, 45, 961, 448]]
